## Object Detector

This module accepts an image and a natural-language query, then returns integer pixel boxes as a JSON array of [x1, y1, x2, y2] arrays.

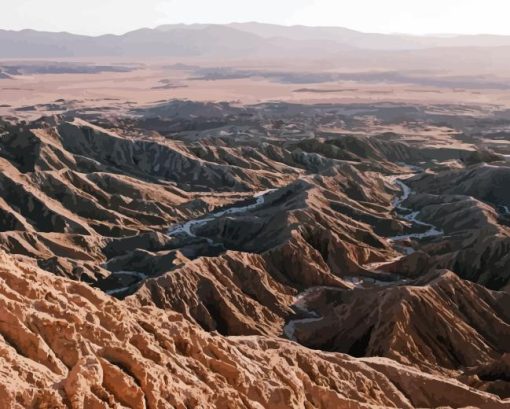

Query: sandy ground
[[2, 59, 510, 120]]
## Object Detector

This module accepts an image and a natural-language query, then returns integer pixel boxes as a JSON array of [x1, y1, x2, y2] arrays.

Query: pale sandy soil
[[3, 59, 510, 120]]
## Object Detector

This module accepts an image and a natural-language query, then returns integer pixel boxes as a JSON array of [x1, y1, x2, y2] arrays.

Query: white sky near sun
[[2, 0, 510, 36]]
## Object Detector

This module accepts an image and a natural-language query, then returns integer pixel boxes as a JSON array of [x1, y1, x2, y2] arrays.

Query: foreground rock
[[1, 252, 508, 408]]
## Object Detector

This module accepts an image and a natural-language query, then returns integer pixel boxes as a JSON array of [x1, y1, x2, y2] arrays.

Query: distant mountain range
[[3, 22, 510, 59]]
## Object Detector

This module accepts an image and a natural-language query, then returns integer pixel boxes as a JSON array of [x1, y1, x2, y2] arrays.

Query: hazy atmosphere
[[3, 0, 510, 35]]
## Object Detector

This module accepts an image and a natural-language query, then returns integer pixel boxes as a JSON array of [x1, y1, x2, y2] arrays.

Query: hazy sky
[[3, 0, 510, 36]]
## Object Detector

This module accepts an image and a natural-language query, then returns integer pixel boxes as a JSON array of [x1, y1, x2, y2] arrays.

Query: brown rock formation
[[286, 270, 510, 386], [1, 252, 508, 408]]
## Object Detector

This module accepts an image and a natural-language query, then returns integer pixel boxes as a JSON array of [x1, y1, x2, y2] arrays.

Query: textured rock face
[[287, 271, 510, 374], [1, 252, 509, 409], [129, 172, 403, 336], [0, 117, 286, 282], [131, 251, 296, 336], [2, 105, 510, 408], [410, 164, 510, 206], [383, 169, 510, 291], [55, 119, 289, 193]]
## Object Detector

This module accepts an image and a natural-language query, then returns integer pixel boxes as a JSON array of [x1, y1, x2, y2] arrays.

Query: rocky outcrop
[[129, 172, 405, 336], [132, 251, 296, 336], [285, 270, 510, 379], [385, 178, 510, 290], [1, 252, 508, 409], [56, 119, 288, 192], [410, 164, 510, 208], [2, 107, 510, 407]]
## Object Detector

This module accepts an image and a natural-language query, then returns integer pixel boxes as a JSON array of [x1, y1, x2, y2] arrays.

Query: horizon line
[[0, 21, 506, 39]]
